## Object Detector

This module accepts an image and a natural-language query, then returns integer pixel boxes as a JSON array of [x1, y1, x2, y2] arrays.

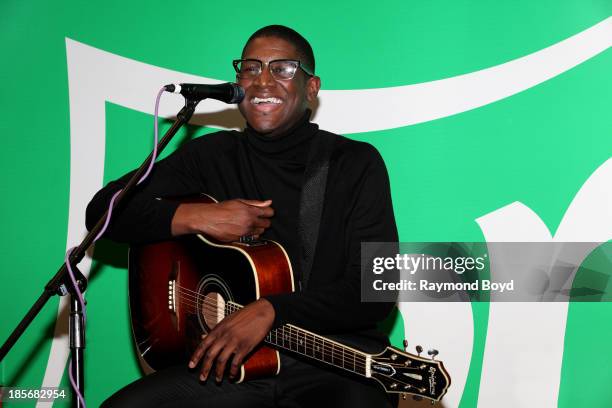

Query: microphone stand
[[0, 98, 199, 407]]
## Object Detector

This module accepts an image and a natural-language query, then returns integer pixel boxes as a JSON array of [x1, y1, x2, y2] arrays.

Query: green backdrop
[[1, 1, 610, 407]]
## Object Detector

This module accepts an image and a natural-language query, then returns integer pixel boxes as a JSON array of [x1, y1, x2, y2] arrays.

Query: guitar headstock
[[369, 343, 450, 402]]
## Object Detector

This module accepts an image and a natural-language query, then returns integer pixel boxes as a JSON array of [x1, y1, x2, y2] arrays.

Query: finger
[[200, 342, 225, 381], [256, 205, 274, 218], [229, 350, 246, 379], [214, 345, 236, 382], [238, 199, 272, 207], [189, 334, 210, 368], [252, 218, 271, 229]]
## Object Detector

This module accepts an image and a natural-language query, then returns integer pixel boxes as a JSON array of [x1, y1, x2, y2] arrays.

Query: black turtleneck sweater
[[86, 112, 398, 351]]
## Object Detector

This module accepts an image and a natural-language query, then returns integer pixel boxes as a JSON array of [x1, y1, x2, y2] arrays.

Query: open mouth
[[250, 97, 283, 105]]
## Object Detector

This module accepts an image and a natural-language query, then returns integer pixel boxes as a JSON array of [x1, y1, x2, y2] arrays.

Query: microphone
[[164, 82, 245, 104]]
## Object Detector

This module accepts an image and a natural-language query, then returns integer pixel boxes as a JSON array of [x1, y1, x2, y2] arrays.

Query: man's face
[[237, 36, 320, 136]]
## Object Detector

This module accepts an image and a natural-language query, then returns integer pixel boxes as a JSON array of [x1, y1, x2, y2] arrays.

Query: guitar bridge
[[168, 279, 176, 312]]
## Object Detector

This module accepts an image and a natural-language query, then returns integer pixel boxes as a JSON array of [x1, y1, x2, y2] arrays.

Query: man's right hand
[[171, 199, 274, 242]]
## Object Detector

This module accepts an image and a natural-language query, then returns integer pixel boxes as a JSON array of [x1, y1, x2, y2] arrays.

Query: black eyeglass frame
[[232, 58, 314, 80]]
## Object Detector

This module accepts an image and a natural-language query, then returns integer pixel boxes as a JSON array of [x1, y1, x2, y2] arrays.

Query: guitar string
[[173, 286, 368, 363], [147, 294, 430, 395], [226, 303, 370, 370], [171, 289, 369, 368], [168, 293, 431, 389], [155, 284, 430, 390], [172, 284, 367, 363], [174, 296, 369, 371], [173, 286, 369, 364], [143, 292, 426, 393]]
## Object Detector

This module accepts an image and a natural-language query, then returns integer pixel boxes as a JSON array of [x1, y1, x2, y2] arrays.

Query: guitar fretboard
[[226, 302, 368, 376]]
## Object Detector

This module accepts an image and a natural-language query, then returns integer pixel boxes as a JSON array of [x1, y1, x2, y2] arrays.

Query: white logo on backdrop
[[476, 158, 612, 408], [37, 17, 611, 407]]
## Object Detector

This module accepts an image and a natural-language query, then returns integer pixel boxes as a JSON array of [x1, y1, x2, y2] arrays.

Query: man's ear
[[306, 76, 321, 103]]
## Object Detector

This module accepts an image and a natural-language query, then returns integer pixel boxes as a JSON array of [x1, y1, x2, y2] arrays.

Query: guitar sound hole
[[202, 291, 226, 330], [195, 275, 234, 333]]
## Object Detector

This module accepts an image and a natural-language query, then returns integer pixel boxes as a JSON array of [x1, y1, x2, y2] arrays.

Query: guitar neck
[[226, 302, 370, 378]]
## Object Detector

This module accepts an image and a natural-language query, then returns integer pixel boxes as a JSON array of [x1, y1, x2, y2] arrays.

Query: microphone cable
[[63, 86, 166, 407]]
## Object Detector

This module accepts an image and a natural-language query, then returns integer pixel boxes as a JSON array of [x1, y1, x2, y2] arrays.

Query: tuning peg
[[401, 393, 407, 400], [431, 400, 437, 405], [403, 339, 409, 352], [427, 349, 439, 360], [416, 345, 423, 356]]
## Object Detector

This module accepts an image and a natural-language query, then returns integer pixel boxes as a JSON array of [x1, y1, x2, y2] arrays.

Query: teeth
[[251, 97, 282, 105]]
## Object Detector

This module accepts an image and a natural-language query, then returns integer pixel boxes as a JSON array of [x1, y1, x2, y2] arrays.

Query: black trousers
[[101, 354, 397, 407]]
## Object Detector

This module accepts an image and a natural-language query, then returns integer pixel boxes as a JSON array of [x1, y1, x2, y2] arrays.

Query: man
[[89, 25, 398, 407]]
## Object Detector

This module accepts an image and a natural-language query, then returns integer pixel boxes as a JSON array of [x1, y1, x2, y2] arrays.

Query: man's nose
[[253, 63, 275, 87]]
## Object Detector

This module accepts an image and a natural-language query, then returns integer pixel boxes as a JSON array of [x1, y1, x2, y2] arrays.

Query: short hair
[[243, 25, 316, 74]]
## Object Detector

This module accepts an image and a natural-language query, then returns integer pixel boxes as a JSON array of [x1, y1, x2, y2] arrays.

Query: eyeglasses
[[232, 59, 314, 81]]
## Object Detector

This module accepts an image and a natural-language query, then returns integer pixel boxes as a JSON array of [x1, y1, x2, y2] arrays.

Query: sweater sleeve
[[85, 137, 210, 243], [264, 144, 398, 334]]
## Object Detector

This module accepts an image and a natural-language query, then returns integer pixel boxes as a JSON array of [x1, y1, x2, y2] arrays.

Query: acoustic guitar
[[128, 195, 450, 402]]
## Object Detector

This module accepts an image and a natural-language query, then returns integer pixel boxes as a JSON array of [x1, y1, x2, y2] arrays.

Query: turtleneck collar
[[244, 109, 319, 156]]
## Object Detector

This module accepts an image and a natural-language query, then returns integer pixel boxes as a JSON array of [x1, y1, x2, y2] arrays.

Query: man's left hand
[[189, 298, 275, 382]]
